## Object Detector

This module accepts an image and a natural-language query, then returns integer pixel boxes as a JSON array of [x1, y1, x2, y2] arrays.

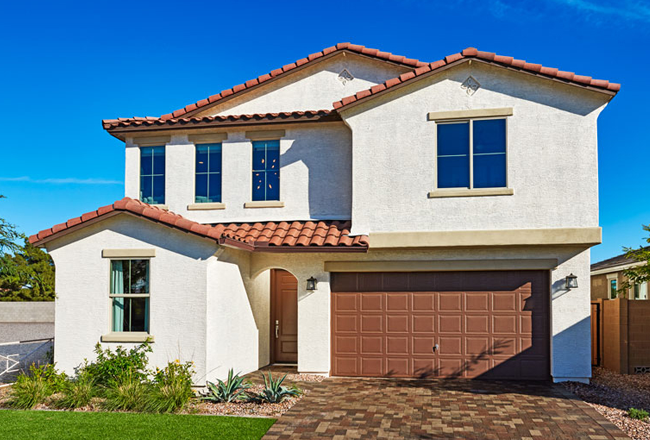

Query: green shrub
[[145, 360, 195, 413], [628, 407, 649, 421], [258, 373, 301, 404], [84, 341, 152, 386], [202, 369, 250, 403], [102, 371, 149, 412], [56, 371, 95, 409], [8, 373, 51, 409], [8, 363, 67, 409]]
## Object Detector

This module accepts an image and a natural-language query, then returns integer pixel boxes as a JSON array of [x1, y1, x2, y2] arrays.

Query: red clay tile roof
[[102, 110, 338, 132], [153, 43, 426, 121], [333, 47, 620, 110], [28, 197, 368, 252]]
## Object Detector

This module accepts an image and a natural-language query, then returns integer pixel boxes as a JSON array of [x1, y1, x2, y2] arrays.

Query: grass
[[0, 410, 275, 440]]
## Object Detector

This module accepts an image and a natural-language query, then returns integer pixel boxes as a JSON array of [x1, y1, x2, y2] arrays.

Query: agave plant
[[259, 372, 301, 404], [202, 369, 250, 403]]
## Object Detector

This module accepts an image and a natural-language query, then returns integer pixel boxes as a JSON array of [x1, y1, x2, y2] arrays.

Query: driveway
[[263, 376, 629, 439]]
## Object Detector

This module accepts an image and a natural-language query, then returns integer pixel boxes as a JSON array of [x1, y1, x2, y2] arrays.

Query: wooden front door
[[271, 269, 298, 363]]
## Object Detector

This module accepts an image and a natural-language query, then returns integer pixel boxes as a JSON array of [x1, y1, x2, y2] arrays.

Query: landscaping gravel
[[563, 367, 650, 440]]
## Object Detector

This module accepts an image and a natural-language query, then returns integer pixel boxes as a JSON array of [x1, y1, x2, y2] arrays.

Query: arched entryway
[[270, 269, 298, 364]]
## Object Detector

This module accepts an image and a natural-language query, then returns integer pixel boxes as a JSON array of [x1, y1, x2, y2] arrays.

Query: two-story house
[[30, 43, 619, 384]]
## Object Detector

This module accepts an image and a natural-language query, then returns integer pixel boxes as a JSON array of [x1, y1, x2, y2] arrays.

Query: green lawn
[[0, 410, 275, 440]]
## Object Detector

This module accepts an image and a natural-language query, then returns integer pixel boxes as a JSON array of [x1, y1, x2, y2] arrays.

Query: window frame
[[194, 142, 223, 204], [434, 116, 509, 191], [139, 145, 166, 205], [607, 274, 618, 299], [108, 259, 151, 334], [251, 139, 281, 202]]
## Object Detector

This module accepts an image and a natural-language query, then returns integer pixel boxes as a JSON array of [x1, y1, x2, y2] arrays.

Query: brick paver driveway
[[264, 376, 628, 439]]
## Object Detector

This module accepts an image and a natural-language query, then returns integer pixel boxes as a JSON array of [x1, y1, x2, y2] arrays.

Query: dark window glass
[[436, 119, 507, 190], [194, 144, 222, 203], [437, 123, 469, 188], [252, 140, 280, 201], [110, 260, 150, 333], [610, 280, 618, 299], [140, 146, 165, 204]]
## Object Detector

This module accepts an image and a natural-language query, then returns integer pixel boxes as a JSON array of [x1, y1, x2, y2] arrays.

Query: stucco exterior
[[38, 45, 617, 384]]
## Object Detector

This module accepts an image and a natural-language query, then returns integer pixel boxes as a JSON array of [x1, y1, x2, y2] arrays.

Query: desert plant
[[145, 360, 195, 413], [84, 341, 152, 386], [102, 370, 149, 412], [202, 369, 250, 403], [628, 407, 649, 421], [258, 373, 301, 404], [7, 363, 67, 409], [56, 371, 96, 409], [7, 372, 51, 409]]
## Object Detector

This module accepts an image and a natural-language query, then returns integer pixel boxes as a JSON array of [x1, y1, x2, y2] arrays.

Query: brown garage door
[[331, 271, 549, 380]]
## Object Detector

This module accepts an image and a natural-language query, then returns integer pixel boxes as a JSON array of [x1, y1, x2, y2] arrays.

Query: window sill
[[101, 332, 154, 343], [428, 188, 514, 198], [244, 201, 285, 209], [151, 204, 168, 210], [187, 202, 226, 211]]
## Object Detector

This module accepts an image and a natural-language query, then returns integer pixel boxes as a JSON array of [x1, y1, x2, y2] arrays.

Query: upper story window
[[140, 146, 165, 205], [609, 278, 618, 299], [110, 259, 150, 333], [437, 119, 506, 189], [252, 140, 280, 201], [195, 143, 222, 203], [633, 282, 648, 300]]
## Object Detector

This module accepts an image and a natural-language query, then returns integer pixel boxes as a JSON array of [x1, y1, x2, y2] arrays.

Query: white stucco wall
[[194, 53, 408, 116], [46, 215, 218, 383], [342, 62, 610, 234], [124, 123, 352, 224]]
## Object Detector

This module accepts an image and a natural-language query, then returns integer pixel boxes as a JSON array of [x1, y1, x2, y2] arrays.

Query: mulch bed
[[563, 367, 650, 440]]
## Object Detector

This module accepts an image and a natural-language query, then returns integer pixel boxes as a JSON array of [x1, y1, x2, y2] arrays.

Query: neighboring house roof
[[105, 43, 426, 124], [333, 47, 620, 111], [103, 110, 339, 139], [28, 198, 368, 253], [591, 249, 647, 273]]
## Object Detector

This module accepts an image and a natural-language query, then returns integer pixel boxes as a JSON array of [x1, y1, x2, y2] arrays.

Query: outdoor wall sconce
[[306, 277, 318, 291], [565, 273, 578, 290]]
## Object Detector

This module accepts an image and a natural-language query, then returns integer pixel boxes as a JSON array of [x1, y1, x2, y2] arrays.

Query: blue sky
[[0, 0, 648, 262]]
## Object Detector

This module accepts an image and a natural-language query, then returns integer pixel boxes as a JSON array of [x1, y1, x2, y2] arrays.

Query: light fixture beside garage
[[306, 276, 318, 291], [565, 273, 578, 290]]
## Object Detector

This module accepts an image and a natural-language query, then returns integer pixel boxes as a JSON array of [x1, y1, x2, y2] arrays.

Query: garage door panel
[[387, 293, 410, 311], [493, 315, 517, 334], [493, 292, 517, 311], [331, 271, 549, 380], [413, 315, 435, 333], [387, 337, 409, 354], [361, 357, 383, 376], [438, 336, 461, 355], [387, 315, 409, 333], [335, 315, 358, 333], [361, 315, 383, 333], [387, 358, 410, 376], [439, 293, 462, 311], [466, 293, 489, 311], [439, 315, 462, 333], [361, 336, 383, 354], [333, 293, 357, 312], [413, 293, 435, 311], [466, 315, 489, 333], [361, 293, 384, 311]]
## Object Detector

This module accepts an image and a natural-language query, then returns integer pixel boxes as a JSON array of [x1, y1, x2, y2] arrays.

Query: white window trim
[[432, 116, 510, 194], [606, 273, 618, 299]]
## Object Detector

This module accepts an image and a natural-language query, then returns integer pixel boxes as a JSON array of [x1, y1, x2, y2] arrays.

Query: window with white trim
[[436, 118, 507, 189], [195, 143, 222, 203], [609, 278, 618, 299], [110, 260, 150, 333]]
